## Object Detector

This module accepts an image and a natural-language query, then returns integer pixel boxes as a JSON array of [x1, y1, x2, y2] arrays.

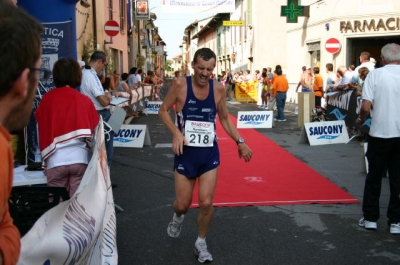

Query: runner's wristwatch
[[236, 137, 245, 145]]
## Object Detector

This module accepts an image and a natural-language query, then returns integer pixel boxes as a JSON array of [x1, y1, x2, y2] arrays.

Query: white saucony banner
[[162, 0, 235, 13], [18, 119, 118, 265]]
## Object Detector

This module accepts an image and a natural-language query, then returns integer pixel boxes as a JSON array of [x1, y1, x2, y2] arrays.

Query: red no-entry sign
[[325, 38, 341, 54], [104, 20, 119, 37]]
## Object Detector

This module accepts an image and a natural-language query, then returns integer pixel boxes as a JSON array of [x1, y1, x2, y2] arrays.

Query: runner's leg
[[172, 170, 196, 215], [197, 167, 218, 238]]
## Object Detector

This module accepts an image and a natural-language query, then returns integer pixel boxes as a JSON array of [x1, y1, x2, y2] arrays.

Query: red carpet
[[191, 115, 359, 207]]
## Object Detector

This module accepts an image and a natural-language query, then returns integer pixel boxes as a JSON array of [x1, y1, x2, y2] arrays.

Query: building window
[[119, 0, 126, 33]]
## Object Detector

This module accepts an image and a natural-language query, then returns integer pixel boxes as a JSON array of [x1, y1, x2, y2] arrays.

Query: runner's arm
[[215, 82, 252, 162], [159, 78, 187, 155]]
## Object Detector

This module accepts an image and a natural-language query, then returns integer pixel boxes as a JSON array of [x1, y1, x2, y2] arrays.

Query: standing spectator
[[267, 67, 273, 80], [136, 68, 145, 86], [219, 71, 226, 86], [236, 71, 244, 83], [36, 58, 99, 197], [272, 68, 289, 122], [312, 67, 324, 107], [260, 72, 270, 109], [80, 51, 114, 166], [109, 70, 120, 90], [348, 67, 370, 96], [255, 70, 263, 108], [0, 1, 44, 264], [243, 69, 253, 82], [296, 66, 307, 92], [127, 67, 138, 88], [144, 70, 154, 84], [304, 66, 314, 92], [325, 63, 337, 92], [117, 73, 131, 93], [265, 68, 273, 108], [146, 71, 161, 101], [352, 51, 375, 85], [255, 70, 262, 82], [268, 65, 282, 111], [225, 69, 233, 101], [158, 48, 252, 263], [333, 66, 353, 91], [356, 43, 400, 234]]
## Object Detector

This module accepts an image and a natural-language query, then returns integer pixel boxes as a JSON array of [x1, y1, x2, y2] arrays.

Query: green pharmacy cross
[[281, 0, 310, 23]]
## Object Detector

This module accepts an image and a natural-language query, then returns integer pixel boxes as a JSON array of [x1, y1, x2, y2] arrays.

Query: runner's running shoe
[[167, 220, 182, 238], [194, 241, 213, 263]]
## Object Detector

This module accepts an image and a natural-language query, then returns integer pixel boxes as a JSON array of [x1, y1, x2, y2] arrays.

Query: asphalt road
[[111, 81, 400, 265]]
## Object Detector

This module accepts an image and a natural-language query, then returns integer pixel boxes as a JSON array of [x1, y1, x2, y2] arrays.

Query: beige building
[[171, 54, 183, 76], [285, 0, 400, 84], [75, 0, 166, 76], [181, 0, 400, 102]]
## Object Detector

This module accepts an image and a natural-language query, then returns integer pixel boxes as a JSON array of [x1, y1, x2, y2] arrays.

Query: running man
[[159, 48, 252, 263]]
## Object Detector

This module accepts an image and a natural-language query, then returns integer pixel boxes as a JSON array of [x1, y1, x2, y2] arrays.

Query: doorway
[[347, 36, 400, 67]]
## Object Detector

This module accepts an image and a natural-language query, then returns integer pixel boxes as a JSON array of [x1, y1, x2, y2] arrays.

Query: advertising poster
[[234, 81, 259, 103]]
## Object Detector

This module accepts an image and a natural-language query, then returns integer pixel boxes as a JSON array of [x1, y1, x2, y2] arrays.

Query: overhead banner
[[237, 111, 273, 129], [18, 120, 118, 265], [162, 0, 235, 13]]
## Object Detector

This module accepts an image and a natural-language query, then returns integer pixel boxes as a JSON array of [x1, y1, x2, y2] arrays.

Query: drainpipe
[[92, 0, 97, 47]]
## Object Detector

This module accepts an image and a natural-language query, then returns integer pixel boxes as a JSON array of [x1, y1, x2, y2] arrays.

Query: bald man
[[332, 65, 353, 91]]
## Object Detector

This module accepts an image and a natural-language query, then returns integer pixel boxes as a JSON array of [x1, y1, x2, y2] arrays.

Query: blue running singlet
[[174, 76, 220, 179]]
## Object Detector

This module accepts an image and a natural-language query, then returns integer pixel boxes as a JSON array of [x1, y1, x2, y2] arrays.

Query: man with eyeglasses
[[80, 51, 115, 166], [0, 1, 44, 264]]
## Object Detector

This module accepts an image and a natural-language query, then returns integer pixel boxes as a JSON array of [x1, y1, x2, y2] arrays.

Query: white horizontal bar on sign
[[105, 26, 119, 31], [326, 44, 340, 48]]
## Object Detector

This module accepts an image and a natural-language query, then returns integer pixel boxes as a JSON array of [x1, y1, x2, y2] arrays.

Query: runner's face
[[192, 56, 215, 86]]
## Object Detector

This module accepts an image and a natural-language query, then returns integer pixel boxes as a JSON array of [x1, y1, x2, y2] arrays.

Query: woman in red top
[[36, 58, 99, 197]]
